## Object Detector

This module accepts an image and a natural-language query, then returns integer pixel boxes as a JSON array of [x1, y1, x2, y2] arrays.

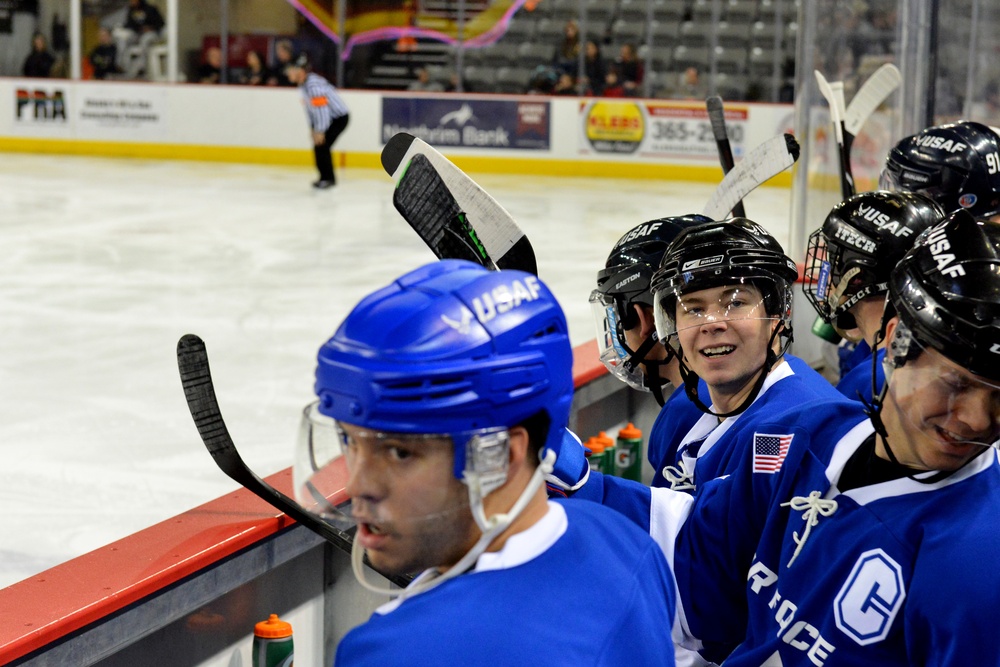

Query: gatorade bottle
[[596, 431, 616, 477], [253, 614, 294, 667], [615, 422, 644, 482], [811, 315, 842, 344], [585, 436, 606, 474]]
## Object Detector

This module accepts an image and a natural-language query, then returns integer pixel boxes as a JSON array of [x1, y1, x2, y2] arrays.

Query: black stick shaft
[[706, 95, 747, 218]]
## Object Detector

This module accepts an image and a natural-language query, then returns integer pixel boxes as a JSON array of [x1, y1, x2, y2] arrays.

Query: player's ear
[[635, 304, 657, 338], [507, 425, 531, 470]]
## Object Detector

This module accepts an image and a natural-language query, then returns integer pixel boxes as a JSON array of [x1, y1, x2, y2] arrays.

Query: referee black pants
[[315, 114, 350, 184]]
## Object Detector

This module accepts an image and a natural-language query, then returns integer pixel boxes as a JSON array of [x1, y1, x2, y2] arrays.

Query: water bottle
[[614, 422, 643, 482], [253, 614, 294, 667], [811, 315, 842, 344], [597, 431, 616, 476], [585, 436, 606, 473]]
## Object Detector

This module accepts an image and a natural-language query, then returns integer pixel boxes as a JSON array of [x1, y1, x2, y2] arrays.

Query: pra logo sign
[[16, 88, 67, 123]]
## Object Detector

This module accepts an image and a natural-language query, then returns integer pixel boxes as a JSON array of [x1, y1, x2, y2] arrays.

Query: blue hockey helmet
[[312, 259, 574, 478], [881, 121, 1000, 218]]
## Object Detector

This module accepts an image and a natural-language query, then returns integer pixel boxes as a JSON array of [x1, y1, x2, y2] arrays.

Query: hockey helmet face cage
[[882, 318, 1000, 453], [592, 214, 711, 389], [650, 218, 799, 353], [294, 259, 574, 529], [804, 191, 945, 325], [880, 121, 1000, 218]]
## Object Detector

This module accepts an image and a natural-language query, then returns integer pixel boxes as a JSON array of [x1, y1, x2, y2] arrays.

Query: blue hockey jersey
[[836, 346, 885, 402], [666, 399, 1000, 666], [652, 355, 844, 493], [335, 500, 677, 666]]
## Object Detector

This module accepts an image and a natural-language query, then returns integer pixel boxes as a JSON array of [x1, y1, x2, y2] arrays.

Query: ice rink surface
[[0, 154, 791, 589]]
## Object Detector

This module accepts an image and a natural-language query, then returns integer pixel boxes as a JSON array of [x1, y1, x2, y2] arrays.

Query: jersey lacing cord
[[662, 458, 695, 492], [781, 491, 838, 567]]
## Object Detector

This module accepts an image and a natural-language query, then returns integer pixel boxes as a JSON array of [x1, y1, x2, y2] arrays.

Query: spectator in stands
[[89, 27, 120, 79], [407, 66, 445, 92], [615, 43, 644, 96], [672, 66, 707, 100], [553, 71, 577, 95], [116, 0, 164, 79], [270, 39, 296, 86], [22, 32, 55, 78], [603, 66, 626, 97], [196, 46, 222, 84], [237, 49, 271, 86], [582, 40, 606, 96], [554, 19, 581, 76], [528, 65, 558, 95]]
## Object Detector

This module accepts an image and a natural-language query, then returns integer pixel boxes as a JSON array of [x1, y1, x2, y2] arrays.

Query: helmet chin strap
[[350, 448, 556, 602], [678, 322, 789, 419], [623, 332, 671, 407]]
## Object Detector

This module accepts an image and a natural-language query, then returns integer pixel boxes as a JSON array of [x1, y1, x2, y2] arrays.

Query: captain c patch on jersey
[[753, 433, 793, 473]]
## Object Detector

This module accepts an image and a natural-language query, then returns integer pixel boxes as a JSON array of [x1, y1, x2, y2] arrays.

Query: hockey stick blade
[[815, 70, 855, 199], [702, 134, 799, 220], [382, 132, 537, 274], [175, 334, 412, 587], [393, 153, 496, 269], [843, 63, 902, 153], [706, 95, 746, 218]]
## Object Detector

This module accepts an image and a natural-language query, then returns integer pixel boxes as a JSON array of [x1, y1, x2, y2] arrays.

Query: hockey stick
[[815, 64, 901, 200], [176, 333, 412, 588], [382, 132, 537, 274], [815, 71, 854, 199], [842, 63, 901, 159], [702, 133, 800, 220], [393, 153, 496, 269], [706, 95, 746, 218]]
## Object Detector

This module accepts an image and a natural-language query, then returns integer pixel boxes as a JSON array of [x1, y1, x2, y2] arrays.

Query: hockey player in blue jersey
[[660, 210, 1000, 665], [802, 190, 944, 401], [292, 260, 677, 666], [646, 219, 844, 492], [590, 216, 710, 487], [590, 217, 836, 493], [881, 120, 1000, 220]]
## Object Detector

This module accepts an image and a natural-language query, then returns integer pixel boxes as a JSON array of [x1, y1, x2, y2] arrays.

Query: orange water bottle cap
[[596, 431, 614, 447], [619, 422, 642, 439], [585, 436, 606, 454], [254, 614, 293, 639]]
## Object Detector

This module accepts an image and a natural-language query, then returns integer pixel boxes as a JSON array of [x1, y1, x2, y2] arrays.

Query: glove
[[544, 428, 591, 498]]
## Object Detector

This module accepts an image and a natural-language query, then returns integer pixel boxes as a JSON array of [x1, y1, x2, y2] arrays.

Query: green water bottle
[[253, 614, 294, 667], [614, 422, 644, 482], [585, 436, 606, 473], [811, 315, 842, 344], [597, 431, 616, 477]]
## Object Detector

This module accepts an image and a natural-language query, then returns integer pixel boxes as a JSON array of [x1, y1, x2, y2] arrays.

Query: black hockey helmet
[[881, 121, 1000, 218], [650, 218, 799, 417], [591, 214, 710, 399], [651, 218, 799, 341], [595, 215, 713, 328], [886, 210, 1000, 382], [804, 190, 945, 327]]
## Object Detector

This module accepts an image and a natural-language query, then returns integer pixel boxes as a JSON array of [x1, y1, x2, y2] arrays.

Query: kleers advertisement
[[580, 99, 749, 161], [382, 97, 550, 150]]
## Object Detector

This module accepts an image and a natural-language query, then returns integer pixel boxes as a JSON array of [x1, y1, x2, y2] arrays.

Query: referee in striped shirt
[[286, 53, 350, 189]]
